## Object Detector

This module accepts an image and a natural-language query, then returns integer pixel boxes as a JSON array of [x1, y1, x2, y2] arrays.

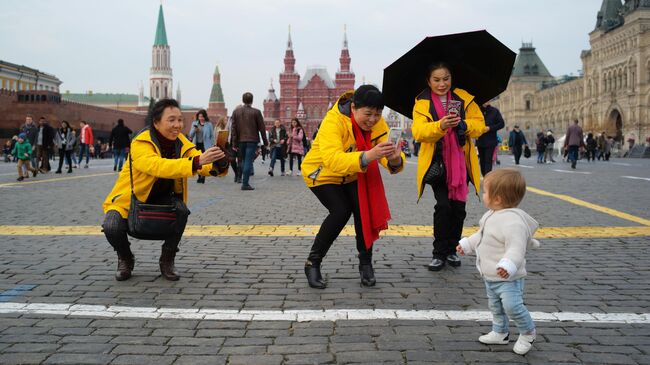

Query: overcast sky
[[2, 0, 602, 112]]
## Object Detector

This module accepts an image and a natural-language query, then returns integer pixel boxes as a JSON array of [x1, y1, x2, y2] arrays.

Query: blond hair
[[483, 168, 526, 208]]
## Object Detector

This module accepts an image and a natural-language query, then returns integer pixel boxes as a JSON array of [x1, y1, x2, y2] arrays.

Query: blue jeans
[[239, 142, 258, 187], [537, 149, 545, 163], [269, 146, 285, 172], [78, 144, 90, 165], [568, 145, 579, 163], [113, 148, 126, 170], [484, 279, 535, 334]]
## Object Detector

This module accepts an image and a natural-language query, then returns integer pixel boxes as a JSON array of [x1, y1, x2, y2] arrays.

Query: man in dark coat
[[35, 117, 55, 172], [564, 119, 584, 169], [109, 119, 133, 171], [20, 116, 39, 169], [476, 103, 505, 176], [231, 92, 268, 190], [508, 125, 528, 165]]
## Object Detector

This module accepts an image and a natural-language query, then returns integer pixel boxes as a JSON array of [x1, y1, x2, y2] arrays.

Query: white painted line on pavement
[[0, 302, 647, 324], [552, 169, 592, 175], [622, 176, 650, 182], [516, 165, 534, 169], [611, 162, 632, 166]]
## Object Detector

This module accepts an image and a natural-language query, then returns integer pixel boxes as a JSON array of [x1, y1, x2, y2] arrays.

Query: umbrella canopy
[[383, 30, 516, 117]]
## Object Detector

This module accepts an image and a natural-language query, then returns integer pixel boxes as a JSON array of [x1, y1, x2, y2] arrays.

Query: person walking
[[477, 102, 505, 176], [544, 130, 556, 163], [585, 132, 597, 162], [412, 62, 486, 272], [287, 118, 305, 176], [508, 125, 528, 165], [20, 116, 39, 169], [189, 109, 215, 184], [456, 168, 540, 355], [267, 119, 288, 177], [302, 85, 405, 288], [11, 133, 38, 181], [564, 119, 584, 169], [78, 120, 94, 168], [534, 131, 547, 164], [35, 117, 55, 173], [231, 92, 268, 190], [54, 121, 75, 174], [102, 99, 227, 281], [109, 119, 133, 172]]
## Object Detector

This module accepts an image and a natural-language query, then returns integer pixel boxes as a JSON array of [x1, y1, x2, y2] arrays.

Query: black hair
[[242, 92, 253, 105], [426, 61, 452, 80], [117, 119, 124, 126], [196, 109, 209, 121], [291, 118, 303, 129], [352, 85, 384, 110], [148, 98, 180, 125], [61, 120, 70, 129]]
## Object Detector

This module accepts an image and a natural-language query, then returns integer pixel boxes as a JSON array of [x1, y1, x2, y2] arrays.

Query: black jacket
[[476, 105, 505, 148], [109, 124, 133, 149]]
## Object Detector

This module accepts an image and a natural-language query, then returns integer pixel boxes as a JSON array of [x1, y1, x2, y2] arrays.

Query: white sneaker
[[287, 170, 293, 176], [295, 171, 301, 176], [513, 333, 536, 355], [478, 331, 509, 345]]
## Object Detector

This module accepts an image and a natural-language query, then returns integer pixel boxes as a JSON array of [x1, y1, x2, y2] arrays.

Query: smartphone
[[448, 100, 462, 117], [388, 127, 403, 146]]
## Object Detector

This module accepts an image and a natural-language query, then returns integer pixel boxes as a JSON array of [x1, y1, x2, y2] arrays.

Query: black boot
[[304, 261, 326, 289], [115, 253, 134, 281], [359, 263, 376, 287], [159, 247, 180, 281]]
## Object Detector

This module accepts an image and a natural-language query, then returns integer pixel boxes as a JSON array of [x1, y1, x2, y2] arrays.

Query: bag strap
[[128, 151, 135, 195]]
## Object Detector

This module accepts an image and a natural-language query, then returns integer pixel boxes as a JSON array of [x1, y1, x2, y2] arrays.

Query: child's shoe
[[513, 333, 536, 355], [478, 331, 509, 345]]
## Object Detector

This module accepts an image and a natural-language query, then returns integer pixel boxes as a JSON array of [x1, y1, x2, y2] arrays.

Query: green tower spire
[[154, 5, 168, 46], [209, 65, 224, 103]]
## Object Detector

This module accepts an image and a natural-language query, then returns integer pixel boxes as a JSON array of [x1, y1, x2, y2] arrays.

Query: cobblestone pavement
[[0, 156, 649, 364]]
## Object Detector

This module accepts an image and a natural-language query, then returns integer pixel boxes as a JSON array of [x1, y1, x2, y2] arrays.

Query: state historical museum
[[264, 27, 355, 136]]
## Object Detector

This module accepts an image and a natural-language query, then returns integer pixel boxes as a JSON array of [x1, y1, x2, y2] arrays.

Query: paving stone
[[110, 355, 176, 365], [43, 353, 116, 365], [57, 343, 116, 354], [0, 353, 50, 365], [4, 342, 59, 353], [111, 345, 168, 355], [576, 353, 638, 364], [172, 355, 228, 365], [335, 350, 403, 363]]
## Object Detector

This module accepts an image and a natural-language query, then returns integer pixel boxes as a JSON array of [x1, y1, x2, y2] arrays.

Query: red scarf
[[431, 91, 468, 202], [351, 112, 391, 249]]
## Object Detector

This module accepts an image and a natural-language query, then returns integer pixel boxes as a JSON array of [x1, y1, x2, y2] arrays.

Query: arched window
[[286, 107, 291, 118]]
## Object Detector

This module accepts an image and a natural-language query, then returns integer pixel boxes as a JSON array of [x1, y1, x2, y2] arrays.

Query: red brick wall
[[0, 89, 146, 143]]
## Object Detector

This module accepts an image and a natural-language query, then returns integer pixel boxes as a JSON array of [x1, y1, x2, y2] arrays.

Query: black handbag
[[423, 141, 445, 187], [126, 153, 190, 240], [524, 145, 532, 158]]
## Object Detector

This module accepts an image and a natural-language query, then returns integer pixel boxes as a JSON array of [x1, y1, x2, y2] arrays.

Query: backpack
[[302, 131, 309, 150]]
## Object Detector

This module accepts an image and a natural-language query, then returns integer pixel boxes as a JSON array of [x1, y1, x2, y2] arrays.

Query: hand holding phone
[[388, 127, 403, 146]]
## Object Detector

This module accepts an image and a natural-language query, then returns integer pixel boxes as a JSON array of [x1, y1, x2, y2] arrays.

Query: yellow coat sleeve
[[131, 141, 195, 179], [412, 100, 446, 144], [465, 100, 486, 139], [318, 116, 364, 175]]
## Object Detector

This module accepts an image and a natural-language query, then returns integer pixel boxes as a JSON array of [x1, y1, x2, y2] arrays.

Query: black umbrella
[[382, 30, 516, 117]]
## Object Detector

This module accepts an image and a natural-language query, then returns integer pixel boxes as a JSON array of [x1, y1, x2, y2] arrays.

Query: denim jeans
[[537, 149, 545, 163], [113, 148, 126, 170], [567, 145, 579, 163], [484, 279, 535, 334], [269, 146, 285, 172], [239, 142, 258, 187], [78, 144, 90, 165]]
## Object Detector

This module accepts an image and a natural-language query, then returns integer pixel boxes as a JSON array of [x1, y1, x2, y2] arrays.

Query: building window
[[525, 100, 531, 111], [286, 107, 291, 118]]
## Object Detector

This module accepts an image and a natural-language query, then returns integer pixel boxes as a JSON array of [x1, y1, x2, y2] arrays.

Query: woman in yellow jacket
[[301, 85, 406, 289], [102, 99, 226, 281], [412, 62, 486, 271]]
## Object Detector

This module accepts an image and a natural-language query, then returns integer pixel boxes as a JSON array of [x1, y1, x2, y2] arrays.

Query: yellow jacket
[[301, 91, 405, 187], [102, 129, 220, 218], [412, 88, 486, 200]]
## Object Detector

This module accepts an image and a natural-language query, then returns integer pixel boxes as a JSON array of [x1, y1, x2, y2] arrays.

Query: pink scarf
[[431, 91, 468, 202]]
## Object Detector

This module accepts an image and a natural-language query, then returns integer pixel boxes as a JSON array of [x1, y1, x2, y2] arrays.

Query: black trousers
[[512, 145, 523, 164], [432, 182, 466, 259], [102, 210, 184, 256], [195, 143, 205, 183], [308, 181, 372, 265], [57, 148, 72, 171], [477, 146, 496, 177]]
